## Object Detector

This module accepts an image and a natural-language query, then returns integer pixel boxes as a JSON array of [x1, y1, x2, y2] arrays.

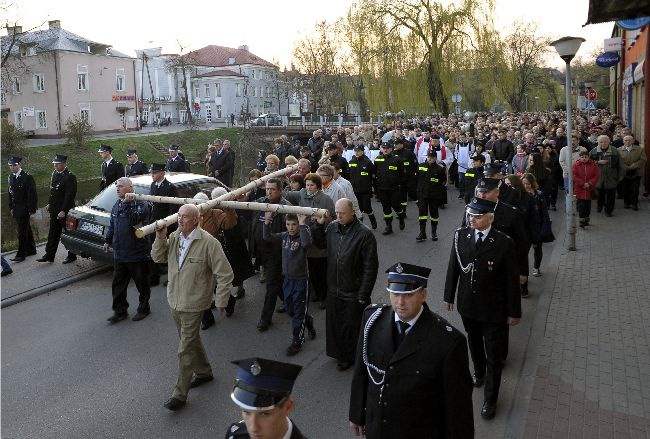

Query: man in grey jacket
[[589, 135, 626, 217]]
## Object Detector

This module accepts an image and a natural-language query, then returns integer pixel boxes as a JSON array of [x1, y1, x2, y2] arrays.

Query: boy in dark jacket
[[263, 213, 316, 355]]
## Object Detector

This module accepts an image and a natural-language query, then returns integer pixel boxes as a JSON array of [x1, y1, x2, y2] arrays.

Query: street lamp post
[[535, 96, 539, 112], [524, 93, 528, 112], [551, 36, 585, 251]]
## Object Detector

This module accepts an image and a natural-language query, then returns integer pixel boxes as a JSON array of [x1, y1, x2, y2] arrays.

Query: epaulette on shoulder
[[225, 420, 248, 438], [365, 303, 389, 313], [431, 312, 464, 338]]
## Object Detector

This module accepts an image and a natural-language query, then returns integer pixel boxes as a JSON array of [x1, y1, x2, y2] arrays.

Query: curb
[[0, 264, 111, 308]]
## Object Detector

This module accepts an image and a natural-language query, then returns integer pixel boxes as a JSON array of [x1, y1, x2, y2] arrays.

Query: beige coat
[[152, 226, 234, 311], [618, 144, 646, 177]]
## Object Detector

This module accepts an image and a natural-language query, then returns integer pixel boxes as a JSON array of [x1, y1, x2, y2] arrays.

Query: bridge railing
[[250, 115, 387, 130]]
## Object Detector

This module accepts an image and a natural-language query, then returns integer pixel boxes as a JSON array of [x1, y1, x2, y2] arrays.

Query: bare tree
[[166, 40, 197, 127]]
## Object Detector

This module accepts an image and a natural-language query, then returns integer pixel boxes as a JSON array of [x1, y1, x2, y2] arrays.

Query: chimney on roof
[[6, 25, 22, 35], [48, 20, 61, 29], [238, 45, 249, 52]]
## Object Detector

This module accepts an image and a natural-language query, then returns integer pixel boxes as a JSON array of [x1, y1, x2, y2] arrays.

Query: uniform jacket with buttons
[[8, 170, 38, 218], [100, 159, 124, 190], [48, 168, 77, 217], [151, 227, 234, 310], [416, 161, 447, 201], [374, 153, 403, 190], [348, 154, 375, 194], [349, 302, 474, 439], [444, 226, 521, 323], [125, 160, 149, 177], [167, 156, 190, 173]]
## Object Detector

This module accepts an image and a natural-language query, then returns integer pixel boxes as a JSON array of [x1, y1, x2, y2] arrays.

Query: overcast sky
[[5, 0, 614, 69]]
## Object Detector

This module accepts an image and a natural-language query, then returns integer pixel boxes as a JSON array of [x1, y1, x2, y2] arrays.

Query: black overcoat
[[8, 171, 38, 217]]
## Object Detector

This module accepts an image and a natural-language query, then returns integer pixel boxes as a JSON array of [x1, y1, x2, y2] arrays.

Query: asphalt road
[[1, 192, 553, 438]]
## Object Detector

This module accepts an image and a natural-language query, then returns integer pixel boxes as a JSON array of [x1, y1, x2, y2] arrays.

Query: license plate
[[78, 220, 105, 236]]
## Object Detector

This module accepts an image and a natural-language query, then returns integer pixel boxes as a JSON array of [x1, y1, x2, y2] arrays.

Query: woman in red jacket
[[572, 147, 601, 228]]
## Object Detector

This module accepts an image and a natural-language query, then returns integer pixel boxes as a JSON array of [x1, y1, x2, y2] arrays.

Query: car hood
[[72, 205, 111, 220]]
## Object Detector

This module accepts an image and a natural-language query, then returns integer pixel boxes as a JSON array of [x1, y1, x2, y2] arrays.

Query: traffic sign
[[586, 88, 597, 100], [451, 94, 462, 103]]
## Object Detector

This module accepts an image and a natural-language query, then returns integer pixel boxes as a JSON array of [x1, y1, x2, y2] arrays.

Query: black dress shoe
[[481, 401, 496, 419], [189, 375, 214, 388], [336, 361, 353, 371], [9, 256, 25, 262], [472, 374, 485, 388], [234, 287, 246, 300], [257, 321, 271, 332], [62, 256, 77, 264], [164, 397, 186, 411], [132, 311, 150, 321], [107, 313, 128, 324], [202, 310, 215, 330], [1, 270, 13, 277], [36, 256, 54, 262]]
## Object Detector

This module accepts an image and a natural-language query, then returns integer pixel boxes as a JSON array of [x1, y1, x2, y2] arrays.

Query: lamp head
[[550, 36, 585, 63]]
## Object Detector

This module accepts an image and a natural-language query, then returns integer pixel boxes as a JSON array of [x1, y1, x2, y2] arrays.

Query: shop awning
[[585, 0, 650, 25], [634, 60, 645, 82]]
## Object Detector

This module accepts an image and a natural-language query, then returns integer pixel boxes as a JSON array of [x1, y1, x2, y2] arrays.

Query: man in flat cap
[[37, 155, 78, 264], [125, 149, 148, 177], [98, 144, 124, 191], [349, 262, 474, 438], [7, 156, 38, 262], [167, 145, 190, 173], [444, 198, 521, 420], [225, 357, 306, 439]]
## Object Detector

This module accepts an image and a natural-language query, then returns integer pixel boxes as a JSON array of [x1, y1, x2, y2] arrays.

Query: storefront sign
[[112, 95, 135, 101], [604, 37, 623, 51], [596, 52, 621, 67], [617, 17, 650, 30]]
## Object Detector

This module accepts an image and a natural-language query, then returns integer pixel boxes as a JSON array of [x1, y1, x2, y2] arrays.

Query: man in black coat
[[307, 129, 325, 161], [209, 141, 235, 186], [148, 163, 179, 286], [415, 150, 446, 242], [349, 262, 474, 439], [491, 130, 514, 164], [464, 152, 486, 204], [225, 357, 307, 439], [98, 144, 124, 191], [37, 155, 78, 264], [326, 142, 349, 179], [125, 149, 149, 177], [444, 197, 521, 420], [7, 156, 38, 262], [315, 198, 378, 371], [348, 145, 377, 229], [167, 145, 190, 172]]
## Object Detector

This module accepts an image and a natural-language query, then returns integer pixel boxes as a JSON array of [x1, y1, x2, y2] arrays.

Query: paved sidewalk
[[517, 199, 650, 438], [1, 244, 107, 305]]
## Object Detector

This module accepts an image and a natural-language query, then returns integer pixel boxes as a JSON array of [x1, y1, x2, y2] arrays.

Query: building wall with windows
[[135, 49, 184, 125]]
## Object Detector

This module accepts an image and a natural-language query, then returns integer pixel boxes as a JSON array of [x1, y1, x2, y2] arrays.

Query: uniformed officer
[[463, 152, 486, 204], [125, 149, 148, 177], [167, 144, 190, 172], [148, 163, 179, 286], [98, 144, 124, 191], [483, 161, 518, 205], [415, 150, 446, 242], [7, 156, 38, 262], [349, 262, 474, 439], [348, 144, 377, 229], [393, 138, 417, 215], [374, 142, 404, 235], [225, 357, 306, 439], [444, 198, 521, 420], [37, 155, 78, 264]]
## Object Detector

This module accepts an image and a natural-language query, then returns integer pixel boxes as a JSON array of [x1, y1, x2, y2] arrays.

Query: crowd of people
[[5, 108, 647, 438]]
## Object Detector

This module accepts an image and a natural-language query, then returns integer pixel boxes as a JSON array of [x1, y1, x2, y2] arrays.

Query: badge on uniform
[[487, 261, 494, 271]]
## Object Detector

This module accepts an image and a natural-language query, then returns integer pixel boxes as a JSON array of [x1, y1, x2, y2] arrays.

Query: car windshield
[[87, 184, 150, 212]]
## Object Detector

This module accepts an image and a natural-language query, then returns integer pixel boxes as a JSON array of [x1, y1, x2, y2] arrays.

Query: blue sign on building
[[596, 52, 621, 68]]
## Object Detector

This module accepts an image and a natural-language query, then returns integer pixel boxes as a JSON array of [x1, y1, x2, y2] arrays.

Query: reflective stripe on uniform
[[389, 166, 397, 170], [418, 166, 428, 171], [375, 158, 385, 162], [349, 163, 358, 167], [384, 213, 393, 218], [360, 172, 368, 176], [430, 217, 439, 221], [403, 161, 410, 166], [418, 215, 429, 220], [465, 173, 474, 177], [430, 177, 439, 182]]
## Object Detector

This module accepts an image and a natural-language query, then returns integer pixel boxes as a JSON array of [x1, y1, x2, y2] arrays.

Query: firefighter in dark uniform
[[225, 357, 306, 439], [374, 142, 404, 235], [37, 155, 78, 264], [349, 144, 377, 229], [167, 144, 190, 172], [444, 198, 521, 420], [7, 156, 38, 262], [98, 144, 124, 191], [463, 152, 486, 204], [415, 150, 446, 242], [148, 163, 179, 286], [125, 149, 149, 177], [483, 161, 518, 206], [349, 262, 474, 439], [393, 138, 417, 216]]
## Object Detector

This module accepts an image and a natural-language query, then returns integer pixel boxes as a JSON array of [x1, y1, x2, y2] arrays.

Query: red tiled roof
[[195, 70, 246, 78], [184, 45, 275, 68]]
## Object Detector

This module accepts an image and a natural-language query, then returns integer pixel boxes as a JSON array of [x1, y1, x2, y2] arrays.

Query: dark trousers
[[308, 257, 328, 302], [576, 199, 592, 219], [458, 173, 465, 194], [377, 189, 402, 221], [325, 295, 365, 364], [418, 197, 440, 222], [283, 278, 311, 343], [621, 177, 641, 207], [533, 243, 543, 270], [461, 316, 509, 404], [44, 216, 75, 259], [260, 256, 283, 324], [596, 187, 616, 214], [355, 192, 374, 216], [112, 261, 151, 314], [14, 215, 36, 257]]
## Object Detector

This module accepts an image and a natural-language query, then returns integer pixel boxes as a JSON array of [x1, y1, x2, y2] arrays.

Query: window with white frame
[[204, 84, 210, 97], [142, 109, 149, 123], [33, 73, 45, 92], [236, 83, 242, 97], [14, 111, 23, 128], [36, 110, 47, 129], [21, 45, 36, 57], [205, 104, 212, 123], [266, 87, 271, 97], [116, 68, 125, 91], [215, 104, 222, 118], [194, 86, 200, 99], [253, 86, 257, 97], [215, 82, 221, 97], [251, 70, 256, 80], [12, 77, 21, 94], [77, 64, 88, 91], [260, 87, 264, 98], [79, 103, 91, 124]]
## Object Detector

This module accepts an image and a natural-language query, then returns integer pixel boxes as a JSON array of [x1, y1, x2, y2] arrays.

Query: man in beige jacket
[[151, 203, 234, 411]]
